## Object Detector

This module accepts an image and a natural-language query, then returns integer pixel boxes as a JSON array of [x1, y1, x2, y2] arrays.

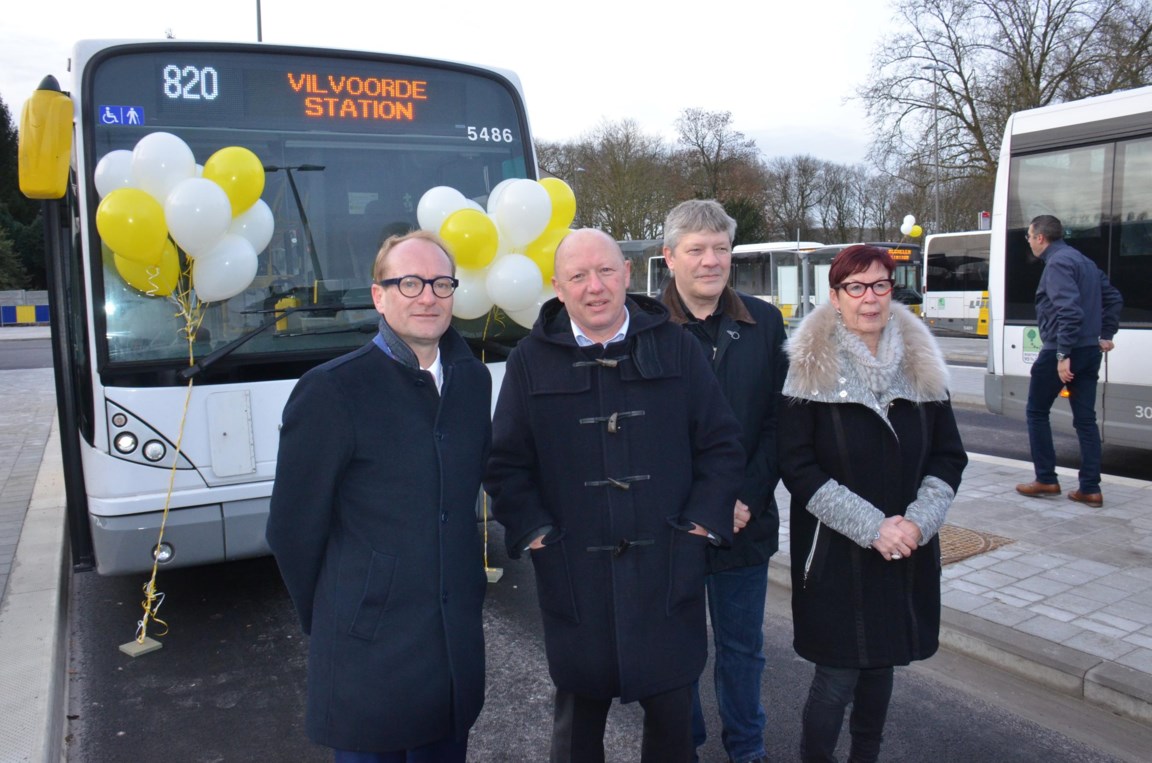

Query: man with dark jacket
[[485, 228, 745, 763], [660, 200, 787, 763], [1015, 215, 1122, 507], [267, 231, 491, 762]]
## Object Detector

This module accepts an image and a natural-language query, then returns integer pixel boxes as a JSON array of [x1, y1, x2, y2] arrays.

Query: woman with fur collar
[[778, 244, 967, 763]]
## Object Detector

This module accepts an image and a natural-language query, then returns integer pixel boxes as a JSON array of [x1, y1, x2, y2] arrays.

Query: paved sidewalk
[[1, 327, 1151, 762], [772, 452, 1152, 724]]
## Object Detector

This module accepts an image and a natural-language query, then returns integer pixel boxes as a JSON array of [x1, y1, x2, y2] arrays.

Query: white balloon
[[493, 180, 551, 248], [228, 199, 275, 254], [451, 267, 494, 320], [192, 235, 259, 302], [487, 253, 544, 312], [903, 214, 916, 226], [899, 223, 913, 236], [132, 132, 196, 202], [165, 177, 233, 256], [485, 178, 518, 216], [417, 186, 467, 232], [464, 199, 485, 213], [94, 150, 135, 198], [506, 284, 556, 329]]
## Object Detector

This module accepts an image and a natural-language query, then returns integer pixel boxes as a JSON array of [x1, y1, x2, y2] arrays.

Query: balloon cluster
[[418, 178, 574, 329], [94, 133, 272, 302], [900, 214, 923, 239]]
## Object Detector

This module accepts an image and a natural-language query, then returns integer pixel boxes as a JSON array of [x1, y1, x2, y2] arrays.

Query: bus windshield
[[86, 44, 532, 376]]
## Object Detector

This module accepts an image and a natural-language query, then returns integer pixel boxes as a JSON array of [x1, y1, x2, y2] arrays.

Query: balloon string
[[143, 264, 163, 297], [481, 307, 493, 572], [137, 251, 201, 644]]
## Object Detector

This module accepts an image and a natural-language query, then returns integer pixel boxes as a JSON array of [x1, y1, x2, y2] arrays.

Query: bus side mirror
[[19, 75, 74, 200]]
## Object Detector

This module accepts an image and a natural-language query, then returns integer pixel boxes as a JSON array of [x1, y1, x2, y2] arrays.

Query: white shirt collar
[[422, 349, 444, 392], [572, 309, 630, 347]]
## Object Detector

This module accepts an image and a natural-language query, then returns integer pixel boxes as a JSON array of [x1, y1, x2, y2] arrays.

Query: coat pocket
[[348, 550, 398, 641], [530, 529, 580, 623], [665, 515, 708, 615]]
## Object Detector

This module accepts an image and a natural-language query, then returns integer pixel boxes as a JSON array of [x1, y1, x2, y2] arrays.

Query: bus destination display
[[93, 50, 521, 139]]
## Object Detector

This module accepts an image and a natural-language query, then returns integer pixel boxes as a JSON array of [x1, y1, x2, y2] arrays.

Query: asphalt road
[[65, 523, 1150, 762], [0, 338, 52, 370]]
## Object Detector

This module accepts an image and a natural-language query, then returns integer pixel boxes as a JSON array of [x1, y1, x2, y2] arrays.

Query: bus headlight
[[114, 432, 138, 454], [153, 542, 174, 563], [142, 440, 166, 462]]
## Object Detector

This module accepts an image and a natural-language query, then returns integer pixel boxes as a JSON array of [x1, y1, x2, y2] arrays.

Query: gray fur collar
[[783, 302, 951, 407]]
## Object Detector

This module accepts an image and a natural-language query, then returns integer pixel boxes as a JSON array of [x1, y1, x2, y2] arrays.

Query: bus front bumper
[[89, 498, 270, 576]]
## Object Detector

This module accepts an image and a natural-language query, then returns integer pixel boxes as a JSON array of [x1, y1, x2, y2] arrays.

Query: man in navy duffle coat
[[485, 229, 745, 763], [268, 231, 491, 762]]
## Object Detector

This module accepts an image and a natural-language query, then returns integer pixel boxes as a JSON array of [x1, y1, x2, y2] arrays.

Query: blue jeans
[[800, 665, 893, 763], [691, 562, 769, 763], [1025, 346, 1103, 493]]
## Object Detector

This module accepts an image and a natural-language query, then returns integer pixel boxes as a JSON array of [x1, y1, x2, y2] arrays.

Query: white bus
[[642, 241, 827, 313], [985, 85, 1152, 450], [21, 39, 538, 574], [922, 230, 990, 334]]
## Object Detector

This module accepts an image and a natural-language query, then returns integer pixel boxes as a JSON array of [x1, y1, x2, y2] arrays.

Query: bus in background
[[21, 39, 538, 574], [756, 242, 921, 320], [642, 241, 826, 312], [922, 230, 990, 334], [728, 241, 824, 318], [985, 85, 1152, 450], [650, 240, 920, 322]]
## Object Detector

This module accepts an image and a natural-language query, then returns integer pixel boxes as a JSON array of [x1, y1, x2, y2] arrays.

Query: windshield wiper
[[276, 320, 378, 338], [179, 303, 373, 380]]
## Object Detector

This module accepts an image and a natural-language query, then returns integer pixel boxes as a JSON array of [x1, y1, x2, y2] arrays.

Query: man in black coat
[[660, 200, 787, 763], [485, 228, 745, 763], [267, 231, 491, 762]]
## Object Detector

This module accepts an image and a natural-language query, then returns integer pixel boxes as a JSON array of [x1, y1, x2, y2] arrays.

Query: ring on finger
[[891, 552, 902, 560]]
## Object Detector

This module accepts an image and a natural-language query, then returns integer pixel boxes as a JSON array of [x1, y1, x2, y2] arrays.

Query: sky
[[1, 0, 901, 166]]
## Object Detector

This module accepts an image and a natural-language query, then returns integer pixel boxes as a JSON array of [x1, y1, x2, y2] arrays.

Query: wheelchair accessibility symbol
[[100, 106, 145, 126]]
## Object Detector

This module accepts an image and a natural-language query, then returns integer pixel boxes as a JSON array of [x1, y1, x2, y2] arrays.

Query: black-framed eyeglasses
[[835, 279, 895, 298], [377, 275, 459, 298]]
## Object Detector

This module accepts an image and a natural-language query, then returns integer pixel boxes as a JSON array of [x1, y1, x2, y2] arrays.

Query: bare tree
[[572, 120, 676, 241], [860, 0, 1152, 230], [762, 155, 825, 241], [675, 108, 761, 201]]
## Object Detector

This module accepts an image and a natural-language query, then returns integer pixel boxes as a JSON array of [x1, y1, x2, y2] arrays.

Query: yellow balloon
[[440, 208, 499, 270], [910, 224, 924, 238], [96, 188, 168, 265], [202, 146, 265, 216], [114, 239, 180, 297], [524, 227, 568, 282], [539, 178, 576, 230]]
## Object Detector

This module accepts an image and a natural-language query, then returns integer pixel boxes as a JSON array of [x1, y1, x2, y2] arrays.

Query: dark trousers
[[800, 665, 893, 763], [333, 736, 467, 763], [552, 685, 694, 763], [1025, 346, 1103, 493]]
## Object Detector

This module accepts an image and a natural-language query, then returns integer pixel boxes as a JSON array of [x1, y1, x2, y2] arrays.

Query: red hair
[[828, 245, 895, 286]]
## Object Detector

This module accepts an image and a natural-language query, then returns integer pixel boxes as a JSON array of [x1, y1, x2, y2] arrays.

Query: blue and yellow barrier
[[0, 305, 50, 326]]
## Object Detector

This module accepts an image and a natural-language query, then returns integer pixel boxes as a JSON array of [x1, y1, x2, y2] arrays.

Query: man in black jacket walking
[[661, 200, 788, 763]]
